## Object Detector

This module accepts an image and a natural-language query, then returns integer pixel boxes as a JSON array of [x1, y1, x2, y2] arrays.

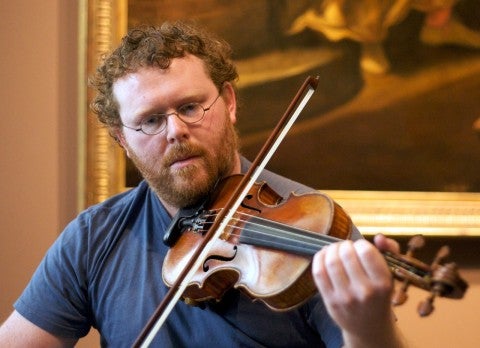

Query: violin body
[[163, 174, 352, 311]]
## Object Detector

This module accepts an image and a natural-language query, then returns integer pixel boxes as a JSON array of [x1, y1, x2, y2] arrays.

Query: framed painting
[[80, 0, 480, 236]]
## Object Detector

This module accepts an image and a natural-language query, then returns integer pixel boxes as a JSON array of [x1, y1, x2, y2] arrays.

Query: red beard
[[126, 118, 239, 208]]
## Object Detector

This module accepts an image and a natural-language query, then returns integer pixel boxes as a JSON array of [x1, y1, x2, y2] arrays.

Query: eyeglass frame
[[121, 92, 222, 135]]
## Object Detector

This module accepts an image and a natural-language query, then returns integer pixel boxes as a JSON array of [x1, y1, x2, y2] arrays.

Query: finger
[[373, 233, 400, 254], [354, 239, 392, 283], [324, 242, 350, 289], [312, 247, 333, 294], [337, 240, 370, 285], [313, 242, 349, 294]]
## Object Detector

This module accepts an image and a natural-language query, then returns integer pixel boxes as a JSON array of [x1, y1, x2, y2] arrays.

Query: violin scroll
[[385, 235, 468, 316]]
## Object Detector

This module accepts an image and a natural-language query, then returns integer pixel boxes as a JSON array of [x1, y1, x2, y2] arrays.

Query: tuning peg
[[406, 235, 425, 257], [417, 261, 462, 316], [418, 293, 435, 316], [391, 235, 426, 307], [432, 245, 450, 268], [417, 270, 451, 316], [385, 235, 468, 317], [392, 279, 409, 305]]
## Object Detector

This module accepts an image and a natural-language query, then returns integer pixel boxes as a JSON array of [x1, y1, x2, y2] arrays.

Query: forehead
[[112, 55, 216, 116], [113, 55, 213, 98]]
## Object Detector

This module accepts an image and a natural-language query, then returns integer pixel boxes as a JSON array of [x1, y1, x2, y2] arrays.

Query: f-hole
[[241, 194, 261, 213], [203, 246, 238, 271]]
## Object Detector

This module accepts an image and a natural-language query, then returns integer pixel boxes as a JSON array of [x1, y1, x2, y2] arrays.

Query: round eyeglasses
[[122, 93, 222, 135]]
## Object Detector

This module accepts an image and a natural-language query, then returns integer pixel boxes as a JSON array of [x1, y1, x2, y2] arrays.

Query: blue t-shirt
[[15, 159, 357, 347]]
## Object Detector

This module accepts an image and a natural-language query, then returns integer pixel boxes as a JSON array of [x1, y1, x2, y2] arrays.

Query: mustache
[[162, 142, 206, 167]]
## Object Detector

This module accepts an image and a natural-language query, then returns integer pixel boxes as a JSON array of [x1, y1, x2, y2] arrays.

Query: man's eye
[[143, 115, 162, 126], [178, 103, 200, 117]]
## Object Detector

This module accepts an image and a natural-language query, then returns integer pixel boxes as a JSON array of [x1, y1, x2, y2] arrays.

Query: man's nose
[[165, 113, 190, 142]]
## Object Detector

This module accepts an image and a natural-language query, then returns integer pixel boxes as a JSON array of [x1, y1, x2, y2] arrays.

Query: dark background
[[126, 0, 480, 193]]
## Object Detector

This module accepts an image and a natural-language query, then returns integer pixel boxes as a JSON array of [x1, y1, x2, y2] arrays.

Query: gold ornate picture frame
[[80, 0, 480, 236]]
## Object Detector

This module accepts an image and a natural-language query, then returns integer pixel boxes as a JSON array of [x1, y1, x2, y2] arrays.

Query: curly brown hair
[[89, 21, 238, 129]]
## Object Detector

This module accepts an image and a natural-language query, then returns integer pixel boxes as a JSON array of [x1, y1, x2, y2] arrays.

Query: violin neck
[[238, 217, 341, 257], [238, 219, 426, 281]]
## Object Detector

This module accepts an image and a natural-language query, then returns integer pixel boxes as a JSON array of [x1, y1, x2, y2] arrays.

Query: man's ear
[[222, 82, 237, 124], [113, 129, 131, 158]]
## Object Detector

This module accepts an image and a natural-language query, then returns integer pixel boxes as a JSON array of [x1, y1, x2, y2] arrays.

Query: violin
[[133, 76, 468, 347], [163, 175, 467, 313], [163, 174, 352, 311]]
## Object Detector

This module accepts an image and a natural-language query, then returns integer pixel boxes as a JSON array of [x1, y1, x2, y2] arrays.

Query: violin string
[[383, 253, 428, 278], [197, 210, 339, 253], [213, 221, 323, 254], [234, 214, 428, 279], [204, 209, 338, 246], [195, 211, 426, 279], [198, 212, 428, 279], [237, 214, 336, 250]]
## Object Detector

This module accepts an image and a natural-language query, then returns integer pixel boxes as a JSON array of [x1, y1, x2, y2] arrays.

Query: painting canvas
[[125, 0, 480, 193], [84, 0, 480, 235]]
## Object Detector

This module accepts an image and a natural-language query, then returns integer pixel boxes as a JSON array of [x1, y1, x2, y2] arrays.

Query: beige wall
[[0, 0, 77, 316], [0, 1, 478, 347]]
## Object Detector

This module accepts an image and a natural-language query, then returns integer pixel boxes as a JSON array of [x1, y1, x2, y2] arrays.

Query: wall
[[396, 268, 479, 347], [0, 0, 80, 335], [0, 1, 478, 347]]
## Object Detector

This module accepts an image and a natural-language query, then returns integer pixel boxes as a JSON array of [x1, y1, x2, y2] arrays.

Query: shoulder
[[55, 180, 167, 269], [65, 181, 153, 242], [79, 180, 151, 225], [13, 181, 165, 339], [33, 180, 160, 284], [240, 156, 313, 197]]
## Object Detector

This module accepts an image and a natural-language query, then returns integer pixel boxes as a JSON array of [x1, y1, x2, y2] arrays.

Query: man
[[0, 22, 405, 347]]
